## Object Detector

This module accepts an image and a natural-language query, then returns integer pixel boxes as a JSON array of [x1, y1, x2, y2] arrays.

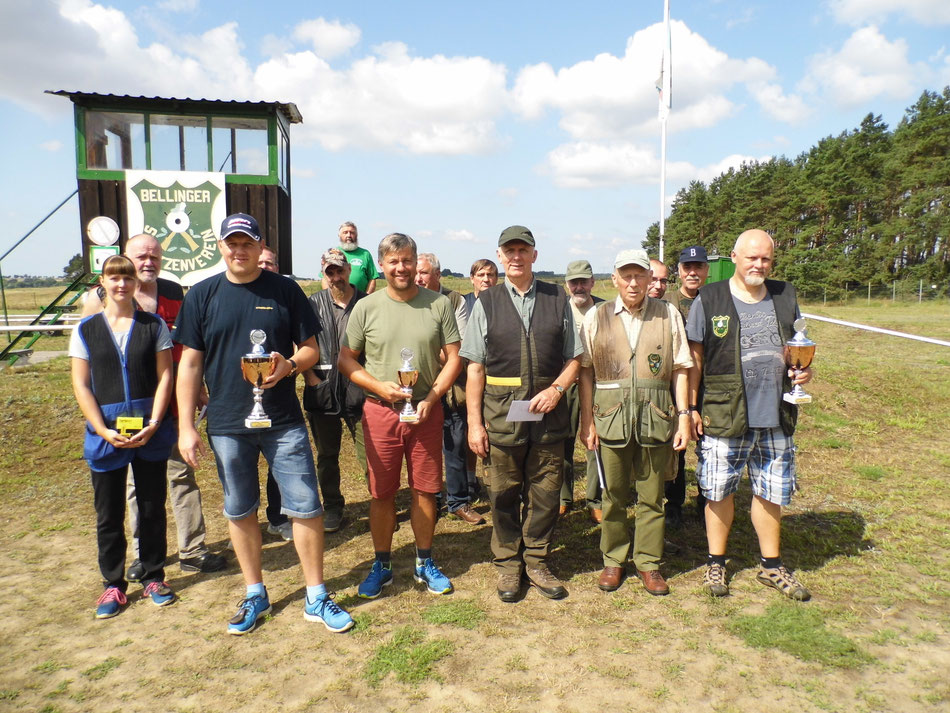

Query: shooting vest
[[698, 279, 798, 437], [589, 297, 675, 448], [480, 280, 570, 447]]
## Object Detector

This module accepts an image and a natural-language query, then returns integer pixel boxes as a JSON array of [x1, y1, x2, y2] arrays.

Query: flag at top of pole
[[656, 0, 672, 122]]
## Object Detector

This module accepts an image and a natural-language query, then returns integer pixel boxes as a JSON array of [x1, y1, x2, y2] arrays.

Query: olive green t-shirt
[[343, 286, 460, 400]]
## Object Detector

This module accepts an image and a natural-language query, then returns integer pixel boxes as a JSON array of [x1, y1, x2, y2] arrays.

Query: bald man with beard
[[82, 234, 226, 579], [686, 229, 813, 601]]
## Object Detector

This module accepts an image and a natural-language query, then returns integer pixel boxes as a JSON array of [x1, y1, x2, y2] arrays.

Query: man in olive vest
[[686, 229, 813, 601], [462, 225, 582, 602], [579, 249, 692, 595]]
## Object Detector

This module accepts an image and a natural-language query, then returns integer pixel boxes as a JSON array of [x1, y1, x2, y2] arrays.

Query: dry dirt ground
[[1, 324, 948, 713]]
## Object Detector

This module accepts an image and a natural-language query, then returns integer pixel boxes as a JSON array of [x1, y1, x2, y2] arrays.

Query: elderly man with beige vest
[[579, 249, 692, 595]]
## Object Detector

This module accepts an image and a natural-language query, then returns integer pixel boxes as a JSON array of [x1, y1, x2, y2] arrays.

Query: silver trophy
[[241, 329, 275, 428], [397, 347, 420, 423], [783, 318, 816, 405]]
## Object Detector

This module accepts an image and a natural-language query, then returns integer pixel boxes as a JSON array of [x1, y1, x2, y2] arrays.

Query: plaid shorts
[[697, 427, 797, 505]]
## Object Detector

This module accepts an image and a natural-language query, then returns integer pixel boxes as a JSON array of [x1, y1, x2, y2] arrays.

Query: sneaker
[[180, 551, 227, 573], [95, 587, 128, 619], [267, 522, 294, 541], [143, 581, 176, 607], [304, 593, 355, 633], [126, 559, 145, 582], [228, 591, 271, 635], [358, 560, 394, 599], [703, 563, 729, 597], [323, 509, 344, 533], [757, 565, 811, 601], [414, 558, 453, 595]]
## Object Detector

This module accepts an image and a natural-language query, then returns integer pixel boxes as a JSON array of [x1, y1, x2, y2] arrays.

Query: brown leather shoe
[[497, 572, 522, 603], [598, 566, 624, 591], [526, 564, 567, 599], [589, 508, 603, 524], [452, 503, 486, 525], [637, 569, 670, 596]]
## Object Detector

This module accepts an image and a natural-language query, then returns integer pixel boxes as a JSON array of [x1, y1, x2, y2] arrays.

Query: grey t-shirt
[[687, 293, 791, 429]]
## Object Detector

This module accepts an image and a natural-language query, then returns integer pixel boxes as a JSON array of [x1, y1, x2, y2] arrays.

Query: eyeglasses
[[650, 278, 670, 285]]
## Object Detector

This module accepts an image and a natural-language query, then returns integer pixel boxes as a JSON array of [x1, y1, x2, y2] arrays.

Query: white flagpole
[[657, 0, 671, 262]]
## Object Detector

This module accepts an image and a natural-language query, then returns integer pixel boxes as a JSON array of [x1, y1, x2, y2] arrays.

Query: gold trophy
[[241, 329, 275, 428], [783, 318, 816, 405], [397, 347, 420, 423]]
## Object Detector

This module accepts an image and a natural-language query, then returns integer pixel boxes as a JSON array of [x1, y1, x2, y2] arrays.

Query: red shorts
[[361, 399, 443, 499]]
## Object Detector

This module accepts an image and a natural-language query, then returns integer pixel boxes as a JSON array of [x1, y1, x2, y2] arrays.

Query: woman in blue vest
[[70, 254, 176, 618]]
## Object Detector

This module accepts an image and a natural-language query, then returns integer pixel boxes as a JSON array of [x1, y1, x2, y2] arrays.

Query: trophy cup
[[241, 329, 275, 428], [783, 318, 816, 405], [397, 347, 420, 423]]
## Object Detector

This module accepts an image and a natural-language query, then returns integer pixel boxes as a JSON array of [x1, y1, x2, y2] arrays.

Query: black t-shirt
[[174, 270, 321, 435]]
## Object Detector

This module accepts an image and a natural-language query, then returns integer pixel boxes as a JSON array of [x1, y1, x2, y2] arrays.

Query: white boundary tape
[[802, 312, 950, 348]]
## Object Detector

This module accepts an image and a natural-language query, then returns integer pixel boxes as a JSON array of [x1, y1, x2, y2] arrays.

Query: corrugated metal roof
[[46, 90, 303, 124]]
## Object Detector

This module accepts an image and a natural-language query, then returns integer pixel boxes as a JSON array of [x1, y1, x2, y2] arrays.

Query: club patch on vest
[[648, 353, 662, 375], [711, 315, 730, 338]]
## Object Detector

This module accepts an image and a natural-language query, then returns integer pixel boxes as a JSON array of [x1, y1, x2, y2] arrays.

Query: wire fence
[[798, 280, 950, 305]]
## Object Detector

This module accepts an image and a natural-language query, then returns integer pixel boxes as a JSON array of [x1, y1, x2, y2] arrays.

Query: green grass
[[363, 626, 453, 687], [728, 604, 872, 668], [420, 599, 486, 629], [854, 465, 887, 481], [81, 656, 121, 680]]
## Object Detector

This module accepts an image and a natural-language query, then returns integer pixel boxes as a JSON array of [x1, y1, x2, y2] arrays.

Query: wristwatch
[[286, 358, 298, 377], [553, 384, 565, 395]]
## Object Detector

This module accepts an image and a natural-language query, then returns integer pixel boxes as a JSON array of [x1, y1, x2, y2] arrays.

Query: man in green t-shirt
[[339, 233, 462, 600], [338, 222, 379, 293]]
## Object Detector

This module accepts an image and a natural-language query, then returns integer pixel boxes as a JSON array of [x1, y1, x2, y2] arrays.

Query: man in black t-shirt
[[175, 213, 353, 636]]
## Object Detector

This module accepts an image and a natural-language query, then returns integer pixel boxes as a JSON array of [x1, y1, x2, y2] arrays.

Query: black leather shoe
[[323, 509, 345, 533], [126, 559, 144, 582], [180, 552, 227, 573]]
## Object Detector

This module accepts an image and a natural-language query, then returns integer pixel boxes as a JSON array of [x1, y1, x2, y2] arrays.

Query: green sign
[[126, 170, 227, 286]]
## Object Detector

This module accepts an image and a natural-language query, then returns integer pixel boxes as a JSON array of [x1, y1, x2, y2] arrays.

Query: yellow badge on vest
[[711, 315, 730, 338]]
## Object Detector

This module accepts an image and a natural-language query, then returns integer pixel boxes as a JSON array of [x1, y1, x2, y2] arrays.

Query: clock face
[[87, 216, 121, 246]]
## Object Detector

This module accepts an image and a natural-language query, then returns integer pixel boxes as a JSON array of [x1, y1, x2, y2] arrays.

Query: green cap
[[565, 260, 593, 281], [498, 225, 536, 247]]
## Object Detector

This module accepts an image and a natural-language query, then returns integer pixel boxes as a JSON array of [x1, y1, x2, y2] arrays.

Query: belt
[[485, 375, 522, 386], [365, 396, 420, 410]]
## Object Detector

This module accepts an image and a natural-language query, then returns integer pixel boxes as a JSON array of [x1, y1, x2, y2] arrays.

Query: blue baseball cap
[[220, 213, 262, 241], [678, 245, 708, 263]]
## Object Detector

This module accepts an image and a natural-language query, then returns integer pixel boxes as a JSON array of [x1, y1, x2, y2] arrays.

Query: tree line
[[645, 87, 950, 299]]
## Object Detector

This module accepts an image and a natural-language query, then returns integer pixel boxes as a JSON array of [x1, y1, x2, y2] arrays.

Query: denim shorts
[[697, 427, 797, 506], [208, 423, 322, 520]]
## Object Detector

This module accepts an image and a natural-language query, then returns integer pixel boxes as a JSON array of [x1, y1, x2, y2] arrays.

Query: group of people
[[71, 213, 813, 635]]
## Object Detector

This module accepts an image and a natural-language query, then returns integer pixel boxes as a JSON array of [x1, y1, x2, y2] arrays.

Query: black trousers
[[91, 457, 167, 590]]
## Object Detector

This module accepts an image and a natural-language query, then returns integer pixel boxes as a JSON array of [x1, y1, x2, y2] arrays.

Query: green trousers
[[485, 442, 564, 574], [600, 440, 671, 571]]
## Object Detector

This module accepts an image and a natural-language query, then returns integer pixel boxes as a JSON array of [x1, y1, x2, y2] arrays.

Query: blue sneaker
[[143, 581, 176, 607], [358, 560, 393, 599], [95, 586, 128, 619], [414, 558, 453, 595], [304, 593, 355, 633], [227, 590, 271, 635]]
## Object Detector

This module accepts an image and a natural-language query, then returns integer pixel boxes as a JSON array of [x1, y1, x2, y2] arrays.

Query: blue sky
[[1, 0, 948, 278]]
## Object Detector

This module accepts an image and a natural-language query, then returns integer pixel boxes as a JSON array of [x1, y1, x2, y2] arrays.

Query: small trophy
[[397, 347, 419, 423], [783, 318, 816, 405], [241, 329, 275, 428]]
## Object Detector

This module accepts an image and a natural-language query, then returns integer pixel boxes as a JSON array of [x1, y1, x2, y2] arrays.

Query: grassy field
[[0, 291, 947, 712]]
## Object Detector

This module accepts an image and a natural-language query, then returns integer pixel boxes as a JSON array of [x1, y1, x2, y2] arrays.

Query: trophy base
[[783, 393, 812, 405], [245, 417, 272, 429], [399, 413, 419, 423]]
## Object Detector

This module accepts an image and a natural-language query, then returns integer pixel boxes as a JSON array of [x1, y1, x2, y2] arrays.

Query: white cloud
[[511, 20, 781, 141], [291, 166, 315, 179], [292, 18, 360, 59], [801, 26, 928, 108], [747, 82, 810, 123], [156, 0, 198, 12], [0, 2, 508, 155], [40, 140, 63, 152], [443, 229, 478, 243], [542, 141, 768, 189], [829, 0, 950, 25]]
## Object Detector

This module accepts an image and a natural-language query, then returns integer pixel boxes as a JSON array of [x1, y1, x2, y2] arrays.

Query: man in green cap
[[561, 259, 604, 522], [579, 249, 692, 595], [462, 226, 582, 602]]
